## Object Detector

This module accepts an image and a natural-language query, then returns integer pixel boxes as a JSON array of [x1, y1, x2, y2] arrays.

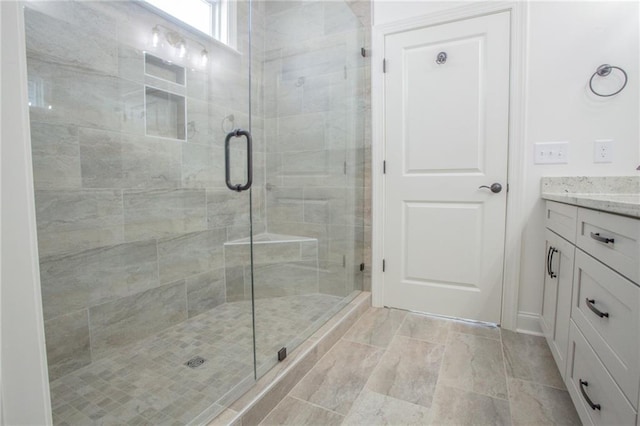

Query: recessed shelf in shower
[[144, 52, 186, 85], [145, 86, 186, 140]]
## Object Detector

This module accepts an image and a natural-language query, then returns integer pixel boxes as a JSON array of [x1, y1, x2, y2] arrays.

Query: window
[[144, 0, 235, 46]]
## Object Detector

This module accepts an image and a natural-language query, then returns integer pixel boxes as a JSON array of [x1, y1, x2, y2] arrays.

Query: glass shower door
[[251, 0, 368, 379], [24, 1, 257, 424]]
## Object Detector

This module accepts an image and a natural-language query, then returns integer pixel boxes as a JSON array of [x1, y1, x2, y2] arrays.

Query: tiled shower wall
[[262, 1, 372, 297], [26, 0, 266, 381]]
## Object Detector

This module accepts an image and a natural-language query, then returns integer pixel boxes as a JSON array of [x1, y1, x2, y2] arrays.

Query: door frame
[[371, 1, 528, 331], [1, 1, 53, 423]]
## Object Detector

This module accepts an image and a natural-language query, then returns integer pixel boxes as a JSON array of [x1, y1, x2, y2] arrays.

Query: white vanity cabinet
[[542, 200, 640, 425]]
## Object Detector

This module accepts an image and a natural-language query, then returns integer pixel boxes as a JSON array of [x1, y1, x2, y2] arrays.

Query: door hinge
[[382, 259, 386, 272], [359, 263, 365, 272], [383, 59, 387, 73], [507, 183, 510, 192], [383, 160, 386, 174], [344, 161, 347, 175]]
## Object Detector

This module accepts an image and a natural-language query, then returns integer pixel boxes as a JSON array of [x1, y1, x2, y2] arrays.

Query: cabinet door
[[541, 229, 575, 379], [541, 230, 559, 337]]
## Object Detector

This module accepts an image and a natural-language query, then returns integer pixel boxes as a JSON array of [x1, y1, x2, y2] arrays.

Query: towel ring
[[589, 64, 628, 97]]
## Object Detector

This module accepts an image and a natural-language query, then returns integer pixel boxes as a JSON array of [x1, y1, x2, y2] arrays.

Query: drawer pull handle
[[586, 298, 609, 318], [547, 246, 558, 278], [590, 232, 614, 244], [579, 380, 601, 411]]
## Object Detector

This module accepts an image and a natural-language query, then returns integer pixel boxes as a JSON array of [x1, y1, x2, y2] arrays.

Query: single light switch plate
[[594, 139, 613, 163], [534, 142, 569, 164]]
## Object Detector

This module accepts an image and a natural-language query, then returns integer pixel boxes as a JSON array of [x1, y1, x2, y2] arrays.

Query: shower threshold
[[49, 292, 365, 425]]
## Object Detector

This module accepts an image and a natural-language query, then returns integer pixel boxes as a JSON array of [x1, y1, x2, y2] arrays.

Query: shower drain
[[185, 356, 206, 369]]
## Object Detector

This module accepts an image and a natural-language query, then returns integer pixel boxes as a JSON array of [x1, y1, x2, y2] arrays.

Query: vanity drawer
[[577, 208, 640, 283], [572, 249, 640, 406], [567, 321, 636, 426], [545, 201, 578, 243]]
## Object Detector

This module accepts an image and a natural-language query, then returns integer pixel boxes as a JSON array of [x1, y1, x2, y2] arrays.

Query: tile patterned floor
[[261, 307, 581, 425], [49, 293, 344, 425]]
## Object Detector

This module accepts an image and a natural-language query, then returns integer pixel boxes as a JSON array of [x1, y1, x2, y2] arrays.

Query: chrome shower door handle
[[225, 129, 253, 192]]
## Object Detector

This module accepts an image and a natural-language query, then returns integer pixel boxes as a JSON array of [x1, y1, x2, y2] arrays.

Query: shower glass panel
[[252, 1, 368, 378], [25, 1, 255, 423], [25, 0, 367, 424]]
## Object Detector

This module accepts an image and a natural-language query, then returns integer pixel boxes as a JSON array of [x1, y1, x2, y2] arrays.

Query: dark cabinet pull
[[224, 129, 253, 192], [546, 246, 557, 278], [586, 298, 609, 318], [590, 232, 614, 244], [579, 380, 601, 411]]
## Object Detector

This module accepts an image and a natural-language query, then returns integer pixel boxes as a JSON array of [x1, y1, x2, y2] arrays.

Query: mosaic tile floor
[[49, 293, 344, 425]]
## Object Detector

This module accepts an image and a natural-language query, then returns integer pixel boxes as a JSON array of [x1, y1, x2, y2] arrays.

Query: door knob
[[479, 183, 502, 193]]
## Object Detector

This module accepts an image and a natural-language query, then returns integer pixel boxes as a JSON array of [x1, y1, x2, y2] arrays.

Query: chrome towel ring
[[589, 64, 628, 97]]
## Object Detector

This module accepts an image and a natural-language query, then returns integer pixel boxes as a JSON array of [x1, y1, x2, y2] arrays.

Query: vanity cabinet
[[542, 200, 640, 425]]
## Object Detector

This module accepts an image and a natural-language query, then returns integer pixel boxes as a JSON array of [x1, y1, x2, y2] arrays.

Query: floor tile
[[430, 384, 511, 425], [439, 332, 508, 399], [450, 320, 501, 340], [502, 330, 565, 389], [259, 310, 581, 426], [343, 307, 407, 348], [366, 335, 444, 408], [290, 339, 384, 415], [259, 396, 344, 426], [508, 378, 580, 426], [396, 312, 450, 344], [342, 389, 431, 426]]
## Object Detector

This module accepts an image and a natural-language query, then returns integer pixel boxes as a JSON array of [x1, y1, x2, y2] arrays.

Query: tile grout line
[[288, 394, 346, 418], [506, 375, 569, 392], [500, 331, 515, 426], [425, 319, 454, 425], [340, 307, 393, 423]]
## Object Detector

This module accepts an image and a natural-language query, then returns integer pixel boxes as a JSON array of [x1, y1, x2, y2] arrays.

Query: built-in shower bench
[[223, 233, 320, 300]]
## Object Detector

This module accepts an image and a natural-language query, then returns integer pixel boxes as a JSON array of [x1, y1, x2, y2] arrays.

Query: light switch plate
[[594, 139, 613, 163], [534, 142, 569, 164]]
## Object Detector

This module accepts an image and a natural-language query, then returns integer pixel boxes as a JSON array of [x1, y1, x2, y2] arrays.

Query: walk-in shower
[[25, 0, 370, 423]]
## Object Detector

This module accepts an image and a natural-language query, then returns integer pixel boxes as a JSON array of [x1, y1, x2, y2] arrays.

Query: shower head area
[[25, 0, 371, 424]]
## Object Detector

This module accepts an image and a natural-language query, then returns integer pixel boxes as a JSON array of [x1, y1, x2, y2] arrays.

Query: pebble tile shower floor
[[260, 307, 581, 426], [48, 294, 343, 425]]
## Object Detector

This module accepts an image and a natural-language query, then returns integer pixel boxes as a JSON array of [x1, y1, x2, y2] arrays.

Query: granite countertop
[[541, 176, 640, 219]]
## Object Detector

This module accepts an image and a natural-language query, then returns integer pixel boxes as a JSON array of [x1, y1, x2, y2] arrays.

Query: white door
[[383, 12, 510, 323]]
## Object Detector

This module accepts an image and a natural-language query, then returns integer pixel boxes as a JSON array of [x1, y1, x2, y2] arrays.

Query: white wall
[[1, 2, 52, 424], [373, 0, 640, 332], [518, 1, 639, 330]]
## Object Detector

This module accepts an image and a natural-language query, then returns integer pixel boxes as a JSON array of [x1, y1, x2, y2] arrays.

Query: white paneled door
[[383, 12, 510, 323]]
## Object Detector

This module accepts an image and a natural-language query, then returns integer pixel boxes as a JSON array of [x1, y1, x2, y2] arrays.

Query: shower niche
[[144, 53, 186, 140], [144, 86, 186, 140], [144, 52, 186, 85]]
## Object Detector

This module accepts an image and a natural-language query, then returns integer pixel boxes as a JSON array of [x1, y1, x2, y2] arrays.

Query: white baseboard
[[515, 312, 544, 336]]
